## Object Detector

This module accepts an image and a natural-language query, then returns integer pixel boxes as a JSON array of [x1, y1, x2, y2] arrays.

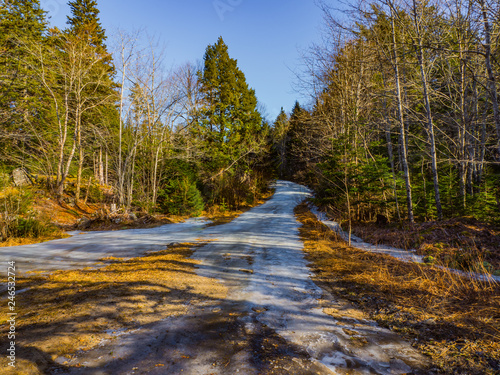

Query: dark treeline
[[0, 0, 270, 216], [271, 0, 500, 225]]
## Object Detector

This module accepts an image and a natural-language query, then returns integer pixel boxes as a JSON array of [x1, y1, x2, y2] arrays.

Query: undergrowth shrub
[[202, 169, 269, 209], [157, 177, 205, 216], [85, 181, 105, 203], [0, 188, 57, 241], [0, 173, 10, 189], [9, 217, 57, 238]]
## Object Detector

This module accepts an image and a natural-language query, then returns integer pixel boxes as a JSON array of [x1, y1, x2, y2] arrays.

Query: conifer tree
[[272, 108, 289, 178], [196, 37, 265, 206], [0, 0, 48, 167], [287, 101, 313, 178], [66, 0, 106, 49], [197, 37, 262, 152]]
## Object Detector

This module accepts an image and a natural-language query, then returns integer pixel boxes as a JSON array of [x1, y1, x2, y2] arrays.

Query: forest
[[1, 0, 271, 232], [1, 0, 500, 235], [1, 1, 500, 374], [281, 0, 500, 226]]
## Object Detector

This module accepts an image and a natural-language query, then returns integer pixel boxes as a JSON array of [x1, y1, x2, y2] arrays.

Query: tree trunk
[[458, 47, 467, 208], [478, 0, 500, 160], [57, 138, 77, 197], [390, 7, 414, 223], [56, 95, 71, 196], [382, 94, 401, 222], [152, 146, 161, 207], [98, 147, 105, 185], [75, 106, 83, 203], [412, 0, 443, 219], [105, 151, 108, 185], [126, 147, 137, 210]]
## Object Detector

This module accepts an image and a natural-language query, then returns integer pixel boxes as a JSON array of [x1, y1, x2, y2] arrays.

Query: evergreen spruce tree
[[65, 0, 113, 76], [271, 108, 289, 178], [196, 37, 265, 206], [0, 0, 48, 168], [197, 37, 262, 153], [66, 0, 106, 49], [287, 101, 312, 178]]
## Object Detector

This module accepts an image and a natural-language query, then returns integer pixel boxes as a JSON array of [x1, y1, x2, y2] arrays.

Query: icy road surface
[[2, 181, 429, 374], [0, 218, 209, 275]]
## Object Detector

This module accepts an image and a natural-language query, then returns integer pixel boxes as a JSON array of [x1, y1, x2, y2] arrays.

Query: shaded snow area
[[310, 207, 500, 283], [310, 207, 424, 263], [2, 181, 429, 374]]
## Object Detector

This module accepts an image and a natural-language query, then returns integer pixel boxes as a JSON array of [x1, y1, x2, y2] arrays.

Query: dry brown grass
[[352, 219, 500, 271], [0, 233, 71, 247], [203, 188, 275, 227], [0, 242, 227, 374], [296, 203, 500, 375]]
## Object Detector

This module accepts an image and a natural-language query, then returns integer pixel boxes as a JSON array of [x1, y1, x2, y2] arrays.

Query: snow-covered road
[[1, 181, 429, 374]]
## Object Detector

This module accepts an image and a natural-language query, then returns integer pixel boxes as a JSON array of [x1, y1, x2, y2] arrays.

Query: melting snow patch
[[310, 205, 500, 283]]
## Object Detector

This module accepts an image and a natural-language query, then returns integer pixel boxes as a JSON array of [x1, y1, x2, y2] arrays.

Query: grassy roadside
[[203, 187, 275, 227], [295, 202, 500, 375], [352, 219, 500, 275], [0, 243, 227, 375], [0, 233, 71, 247]]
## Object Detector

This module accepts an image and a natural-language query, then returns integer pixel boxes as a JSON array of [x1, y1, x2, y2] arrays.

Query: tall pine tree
[[0, 0, 48, 169], [196, 37, 265, 206]]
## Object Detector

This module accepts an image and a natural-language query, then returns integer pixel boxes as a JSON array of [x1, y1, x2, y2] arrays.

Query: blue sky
[[43, 0, 327, 120]]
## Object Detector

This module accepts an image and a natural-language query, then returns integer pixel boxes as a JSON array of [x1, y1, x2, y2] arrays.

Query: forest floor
[[351, 218, 500, 276], [297, 203, 500, 375]]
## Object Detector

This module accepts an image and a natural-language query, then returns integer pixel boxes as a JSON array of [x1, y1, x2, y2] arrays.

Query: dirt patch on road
[[0, 243, 227, 374], [296, 203, 500, 375]]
